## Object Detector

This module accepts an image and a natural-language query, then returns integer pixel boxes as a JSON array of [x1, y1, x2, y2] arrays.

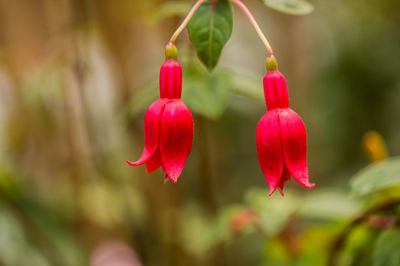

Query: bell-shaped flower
[[256, 62, 314, 195], [127, 59, 193, 183]]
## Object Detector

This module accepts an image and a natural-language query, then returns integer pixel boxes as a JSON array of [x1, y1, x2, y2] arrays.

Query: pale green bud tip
[[165, 43, 178, 60], [265, 56, 278, 71]]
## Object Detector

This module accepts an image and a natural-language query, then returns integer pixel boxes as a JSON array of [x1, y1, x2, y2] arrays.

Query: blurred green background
[[0, 0, 399, 265]]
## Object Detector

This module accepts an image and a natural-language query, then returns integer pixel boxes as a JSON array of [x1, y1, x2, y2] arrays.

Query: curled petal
[[160, 100, 193, 183], [127, 99, 168, 166], [256, 110, 284, 196], [279, 108, 315, 189]]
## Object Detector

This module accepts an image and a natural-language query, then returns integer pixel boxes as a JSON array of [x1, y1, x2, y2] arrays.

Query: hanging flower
[[256, 57, 314, 196], [127, 50, 193, 183]]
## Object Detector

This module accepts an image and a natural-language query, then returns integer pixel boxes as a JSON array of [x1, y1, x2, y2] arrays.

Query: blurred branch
[[197, 116, 217, 212], [197, 116, 229, 266], [328, 198, 400, 266], [62, 0, 93, 184]]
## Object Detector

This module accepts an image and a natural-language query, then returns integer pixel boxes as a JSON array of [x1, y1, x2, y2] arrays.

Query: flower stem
[[168, 0, 207, 45], [230, 0, 274, 57]]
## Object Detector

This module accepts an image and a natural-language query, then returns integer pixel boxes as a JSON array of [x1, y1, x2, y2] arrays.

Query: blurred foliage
[[372, 229, 400, 266], [351, 157, 400, 196], [149, 2, 192, 23], [259, 0, 314, 15]]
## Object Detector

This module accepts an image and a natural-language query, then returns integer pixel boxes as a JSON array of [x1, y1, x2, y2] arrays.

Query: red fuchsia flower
[[256, 58, 314, 196], [127, 54, 193, 183]]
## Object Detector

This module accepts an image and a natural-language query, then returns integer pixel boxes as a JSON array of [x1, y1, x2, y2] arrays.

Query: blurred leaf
[[149, 2, 191, 23], [245, 188, 297, 235], [20, 198, 87, 266], [0, 205, 50, 266], [296, 226, 338, 266], [180, 204, 247, 257], [179, 205, 217, 257], [299, 190, 362, 220], [0, 164, 22, 200], [245, 188, 361, 237], [341, 225, 377, 266], [0, 198, 87, 266], [262, 238, 290, 265], [231, 71, 264, 102], [182, 68, 232, 119], [351, 157, 400, 196], [372, 229, 400, 266], [260, 0, 314, 15], [80, 180, 128, 229], [126, 80, 158, 118], [188, 0, 233, 70]]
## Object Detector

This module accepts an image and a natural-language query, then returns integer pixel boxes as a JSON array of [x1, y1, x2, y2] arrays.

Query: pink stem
[[168, 0, 207, 44], [230, 0, 274, 57]]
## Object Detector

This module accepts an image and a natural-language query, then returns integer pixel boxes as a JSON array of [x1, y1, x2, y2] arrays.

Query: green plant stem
[[327, 198, 400, 266]]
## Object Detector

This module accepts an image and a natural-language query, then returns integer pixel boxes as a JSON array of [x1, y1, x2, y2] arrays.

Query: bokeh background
[[0, 0, 399, 265]]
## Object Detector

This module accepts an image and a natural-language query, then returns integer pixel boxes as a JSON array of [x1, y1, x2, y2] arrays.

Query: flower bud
[[159, 59, 182, 99], [263, 70, 289, 110], [265, 56, 278, 71], [165, 42, 178, 60]]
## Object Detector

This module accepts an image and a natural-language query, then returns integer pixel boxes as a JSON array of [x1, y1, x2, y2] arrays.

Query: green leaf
[[260, 0, 314, 15], [149, 2, 192, 23], [350, 157, 400, 196], [373, 229, 400, 266], [188, 0, 233, 71]]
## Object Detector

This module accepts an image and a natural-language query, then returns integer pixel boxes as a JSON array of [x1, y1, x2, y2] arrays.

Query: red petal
[[145, 148, 162, 173], [159, 100, 193, 183], [127, 99, 168, 166], [279, 108, 315, 189], [256, 110, 284, 196], [277, 166, 291, 196]]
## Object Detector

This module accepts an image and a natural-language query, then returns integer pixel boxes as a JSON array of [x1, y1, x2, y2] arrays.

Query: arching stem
[[230, 0, 274, 57], [168, 0, 207, 45]]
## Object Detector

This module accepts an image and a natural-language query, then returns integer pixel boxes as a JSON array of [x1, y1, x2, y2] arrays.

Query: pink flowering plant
[[123, 1, 400, 265], [1, 0, 400, 266], [128, 0, 315, 196]]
